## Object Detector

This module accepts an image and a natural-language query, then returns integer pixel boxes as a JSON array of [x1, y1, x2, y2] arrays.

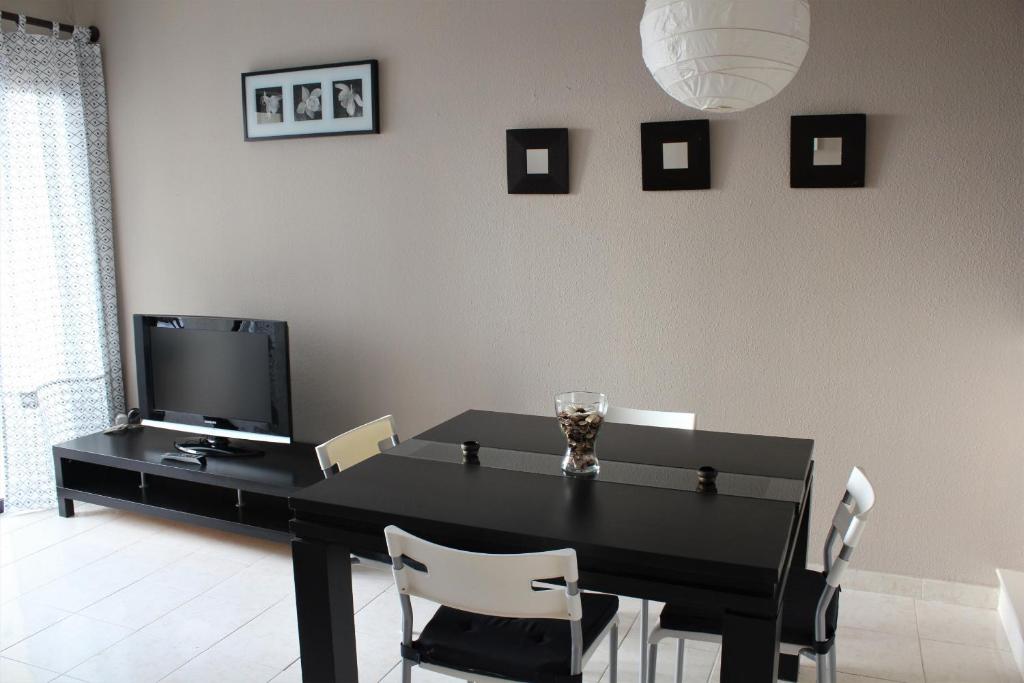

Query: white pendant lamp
[[640, 0, 810, 113]]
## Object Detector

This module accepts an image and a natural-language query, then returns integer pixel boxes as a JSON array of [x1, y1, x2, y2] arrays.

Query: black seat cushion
[[659, 569, 839, 646], [412, 592, 618, 683]]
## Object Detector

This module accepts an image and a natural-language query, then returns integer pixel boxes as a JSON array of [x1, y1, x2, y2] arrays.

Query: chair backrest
[[822, 466, 875, 587], [384, 525, 581, 622], [315, 414, 399, 475], [810, 466, 874, 647], [605, 405, 696, 430]]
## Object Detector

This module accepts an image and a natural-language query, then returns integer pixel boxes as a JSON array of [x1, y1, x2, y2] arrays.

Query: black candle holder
[[461, 441, 480, 466], [697, 466, 718, 494]]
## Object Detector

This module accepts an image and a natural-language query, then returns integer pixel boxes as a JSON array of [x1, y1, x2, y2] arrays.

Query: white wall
[[68, 0, 1024, 585]]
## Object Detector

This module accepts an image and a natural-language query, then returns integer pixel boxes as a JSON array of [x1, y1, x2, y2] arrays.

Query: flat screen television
[[134, 314, 291, 455]]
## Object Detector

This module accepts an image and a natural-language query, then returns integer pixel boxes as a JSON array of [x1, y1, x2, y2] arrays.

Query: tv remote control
[[161, 452, 206, 465]]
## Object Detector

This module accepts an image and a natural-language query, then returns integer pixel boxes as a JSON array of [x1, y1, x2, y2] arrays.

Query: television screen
[[134, 315, 291, 443], [150, 327, 272, 422]]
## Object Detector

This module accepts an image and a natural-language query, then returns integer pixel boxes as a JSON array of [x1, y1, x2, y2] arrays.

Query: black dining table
[[289, 409, 814, 683]]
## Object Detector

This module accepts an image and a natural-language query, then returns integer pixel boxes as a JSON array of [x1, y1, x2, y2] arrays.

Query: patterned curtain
[[0, 18, 123, 510]]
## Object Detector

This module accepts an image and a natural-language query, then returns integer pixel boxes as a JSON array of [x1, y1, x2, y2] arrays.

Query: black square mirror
[[506, 128, 569, 194], [791, 114, 866, 188], [640, 119, 711, 191]]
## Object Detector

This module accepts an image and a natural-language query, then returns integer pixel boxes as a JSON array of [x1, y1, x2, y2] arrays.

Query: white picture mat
[[245, 63, 374, 139]]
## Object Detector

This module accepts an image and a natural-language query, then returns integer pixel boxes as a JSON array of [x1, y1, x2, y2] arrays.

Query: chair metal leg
[[814, 651, 829, 683], [401, 658, 413, 683], [811, 647, 838, 683], [609, 620, 618, 683], [647, 640, 658, 683], [674, 639, 684, 683], [639, 599, 649, 683]]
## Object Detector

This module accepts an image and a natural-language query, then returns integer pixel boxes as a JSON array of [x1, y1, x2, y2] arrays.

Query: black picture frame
[[640, 120, 711, 191], [790, 114, 866, 188], [241, 59, 380, 141], [506, 128, 569, 194]]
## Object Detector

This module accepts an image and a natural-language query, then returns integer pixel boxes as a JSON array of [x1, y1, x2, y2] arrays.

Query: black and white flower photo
[[255, 87, 283, 124], [243, 61, 378, 140], [293, 83, 322, 121], [333, 79, 363, 118]]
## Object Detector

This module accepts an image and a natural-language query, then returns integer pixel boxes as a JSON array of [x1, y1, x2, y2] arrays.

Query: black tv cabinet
[[52, 427, 324, 542]]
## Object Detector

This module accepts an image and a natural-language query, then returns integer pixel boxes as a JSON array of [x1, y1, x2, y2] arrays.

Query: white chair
[[315, 414, 399, 475], [646, 467, 876, 683], [604, 406, 695, 430], [316, 415, 400, 568], [604, 405, 696, 683], [385, 525, 620, 683]]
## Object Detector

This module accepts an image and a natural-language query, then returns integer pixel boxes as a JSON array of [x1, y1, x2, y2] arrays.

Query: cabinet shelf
[[52, 428, 322, 543]]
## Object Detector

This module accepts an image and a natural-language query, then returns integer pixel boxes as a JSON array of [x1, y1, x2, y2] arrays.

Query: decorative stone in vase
[[555, 391, 609, 477]]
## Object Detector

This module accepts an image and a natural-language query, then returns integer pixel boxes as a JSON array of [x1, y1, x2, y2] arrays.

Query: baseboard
[[806, 562, 999, 608], [997, 569, 1024, 676]]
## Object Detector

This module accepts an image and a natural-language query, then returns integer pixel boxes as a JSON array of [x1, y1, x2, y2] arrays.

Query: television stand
[[174, 435, 263, 457], [52, 426, 323, 542]]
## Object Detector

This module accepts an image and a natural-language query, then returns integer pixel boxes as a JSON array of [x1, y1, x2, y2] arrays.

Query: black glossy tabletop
[[418, 410, 813, 479], [387, 439, 806, 502], [290, 410, 815, 584]]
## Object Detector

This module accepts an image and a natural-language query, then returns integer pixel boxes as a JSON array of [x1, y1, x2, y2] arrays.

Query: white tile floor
[[0, 504, 1019, 683]]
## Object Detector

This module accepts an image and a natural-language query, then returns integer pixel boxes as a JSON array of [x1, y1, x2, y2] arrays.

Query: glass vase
[[555, 391, 608, 477]]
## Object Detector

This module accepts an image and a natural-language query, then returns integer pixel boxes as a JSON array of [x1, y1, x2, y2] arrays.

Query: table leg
[[721, 610, 781, 683], [53, 456, 74, 517], [778, 653, 800, 681], [57, 497, 75, 517], [292, 539, 358, 683]]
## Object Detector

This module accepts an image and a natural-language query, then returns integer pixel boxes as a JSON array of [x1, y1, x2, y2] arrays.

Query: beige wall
[[73, 0, 1022, 585]]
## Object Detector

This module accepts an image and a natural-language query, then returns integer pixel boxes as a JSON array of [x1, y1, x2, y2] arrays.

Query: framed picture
[[790, 114, 866, 188], [506, 128, 569, 194], [640, 120, 711, 191], [242, 59, 379, 141]]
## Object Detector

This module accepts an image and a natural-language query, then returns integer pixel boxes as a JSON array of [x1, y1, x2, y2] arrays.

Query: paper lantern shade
[[640, 0, 811, 113]]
